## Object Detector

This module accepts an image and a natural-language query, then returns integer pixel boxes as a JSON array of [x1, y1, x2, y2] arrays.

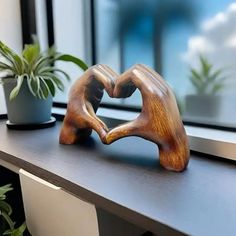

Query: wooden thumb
[[105, 120, 138, 144]]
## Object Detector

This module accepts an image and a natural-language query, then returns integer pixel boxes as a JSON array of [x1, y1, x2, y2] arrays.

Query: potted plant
[[184, 55, 227, 118], [0, 184, 26, 236], [0, 40, 88, 125]]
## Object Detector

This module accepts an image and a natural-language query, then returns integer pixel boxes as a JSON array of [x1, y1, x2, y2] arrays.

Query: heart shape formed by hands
[[59, 64, 189, 171]]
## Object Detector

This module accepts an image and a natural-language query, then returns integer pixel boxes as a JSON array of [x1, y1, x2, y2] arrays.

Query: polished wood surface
[[60, 64, 115, 144], [0, 121, 236, 236], [60, 64, 189, 171]]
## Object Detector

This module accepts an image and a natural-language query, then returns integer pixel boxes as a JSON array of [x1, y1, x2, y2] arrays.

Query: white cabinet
[[19, 169, 99, 236]]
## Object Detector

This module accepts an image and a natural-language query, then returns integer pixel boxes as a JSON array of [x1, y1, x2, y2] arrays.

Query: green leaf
[[9, 76, 24, 100], [0, 41, 15, 64], [33, 55, 50, 73], [0, 62, 13, 71], [0, 41, 24, 75], [4, 222, 26, 236], [0, 201, 12, 215], [199, 54, 212, 76], [50, 76, 65, 91], [41, 72, 65, 91], [190, 68, 202, 81], [190, 76, 202, 93], [208, 69, 223, 82], [56, 54, 88, 71], [39, 67, 71, 81], [43, 77, 56, 96], [1, 41, 88, 98], [53, 80, 64, 91], [37, 66, 55, 74], [0, 185, 13, 199], [38, 88, 44, 99], [38, 76, 49, 99], [189, 54, 228, 95], [13, 56, 24, 75], [22, 44, 40, 64], [1, 212, 15, 230], [55, 69, 71, 81], [212, 83, 224, 94], [27, 74, 40, 97]]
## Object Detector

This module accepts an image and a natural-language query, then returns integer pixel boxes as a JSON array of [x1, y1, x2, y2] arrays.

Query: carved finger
[[87, 114, 108, 144], [113, 67, 145, 98], [86, 101, 109, 132], [136, 64, 168, 95], [138, 64, 167, 89], [89, 65, 115, 97], [60, 107, 108, 144], [114, 64, 164, 99], [69, 65, 115, 103], [106, 119, 141, 144], [100, 64, 119, 80]]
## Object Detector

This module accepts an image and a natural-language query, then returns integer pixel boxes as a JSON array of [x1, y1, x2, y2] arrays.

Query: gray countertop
[[0, 120, 235, 236]]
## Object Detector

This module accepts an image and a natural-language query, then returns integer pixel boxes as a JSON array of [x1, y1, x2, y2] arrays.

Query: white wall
[[0, 0, 22, 114], [0, 87, 6, 114]]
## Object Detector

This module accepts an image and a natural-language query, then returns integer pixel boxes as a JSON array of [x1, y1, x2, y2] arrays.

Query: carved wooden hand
[[59, 64, 117, 144], [59, 64, 189, 172], [105, 64, 189, 171]]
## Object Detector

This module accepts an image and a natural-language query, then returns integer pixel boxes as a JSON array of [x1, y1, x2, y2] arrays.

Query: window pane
[[95, 0, 236, 127], [52, 0, 89, 103], [94, 0, 123, 105]]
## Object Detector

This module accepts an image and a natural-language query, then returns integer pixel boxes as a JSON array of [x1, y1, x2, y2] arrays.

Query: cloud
[[182, 2, 236, 73]]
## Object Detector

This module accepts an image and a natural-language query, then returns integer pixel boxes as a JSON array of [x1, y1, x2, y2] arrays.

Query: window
[[36, 0, 90, 103], [10, 0, 235, 130], [36, 0, 236, 129], [93, 0, 236, 129]]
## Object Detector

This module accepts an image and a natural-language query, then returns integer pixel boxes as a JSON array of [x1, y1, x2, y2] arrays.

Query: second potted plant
[[184, 55, 228, 118]]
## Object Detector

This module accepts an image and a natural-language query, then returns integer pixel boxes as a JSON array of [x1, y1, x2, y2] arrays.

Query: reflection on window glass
[[95, 0, 236, 127]]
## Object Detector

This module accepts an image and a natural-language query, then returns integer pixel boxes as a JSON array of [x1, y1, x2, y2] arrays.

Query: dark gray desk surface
[[0, 120, 236, 236]]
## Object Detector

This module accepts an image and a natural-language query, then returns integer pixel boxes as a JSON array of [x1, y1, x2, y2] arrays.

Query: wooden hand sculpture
[[105, 64, 189, 171], [59, 64, 116, 144], [59, 64, 189, 172]]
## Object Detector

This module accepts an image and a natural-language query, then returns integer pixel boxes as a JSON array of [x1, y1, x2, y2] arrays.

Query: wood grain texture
[[60, 64, 189, 172], [59, 64, 116, 144]]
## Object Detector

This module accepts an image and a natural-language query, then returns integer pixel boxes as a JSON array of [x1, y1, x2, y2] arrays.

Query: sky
[[163, 0, 236, 96]]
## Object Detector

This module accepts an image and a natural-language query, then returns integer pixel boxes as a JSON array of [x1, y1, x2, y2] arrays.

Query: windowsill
[[53, 107, 236, 161]]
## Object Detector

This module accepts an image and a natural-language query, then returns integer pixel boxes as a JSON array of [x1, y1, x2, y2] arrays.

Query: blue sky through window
[[124, 0, 235, 97]]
